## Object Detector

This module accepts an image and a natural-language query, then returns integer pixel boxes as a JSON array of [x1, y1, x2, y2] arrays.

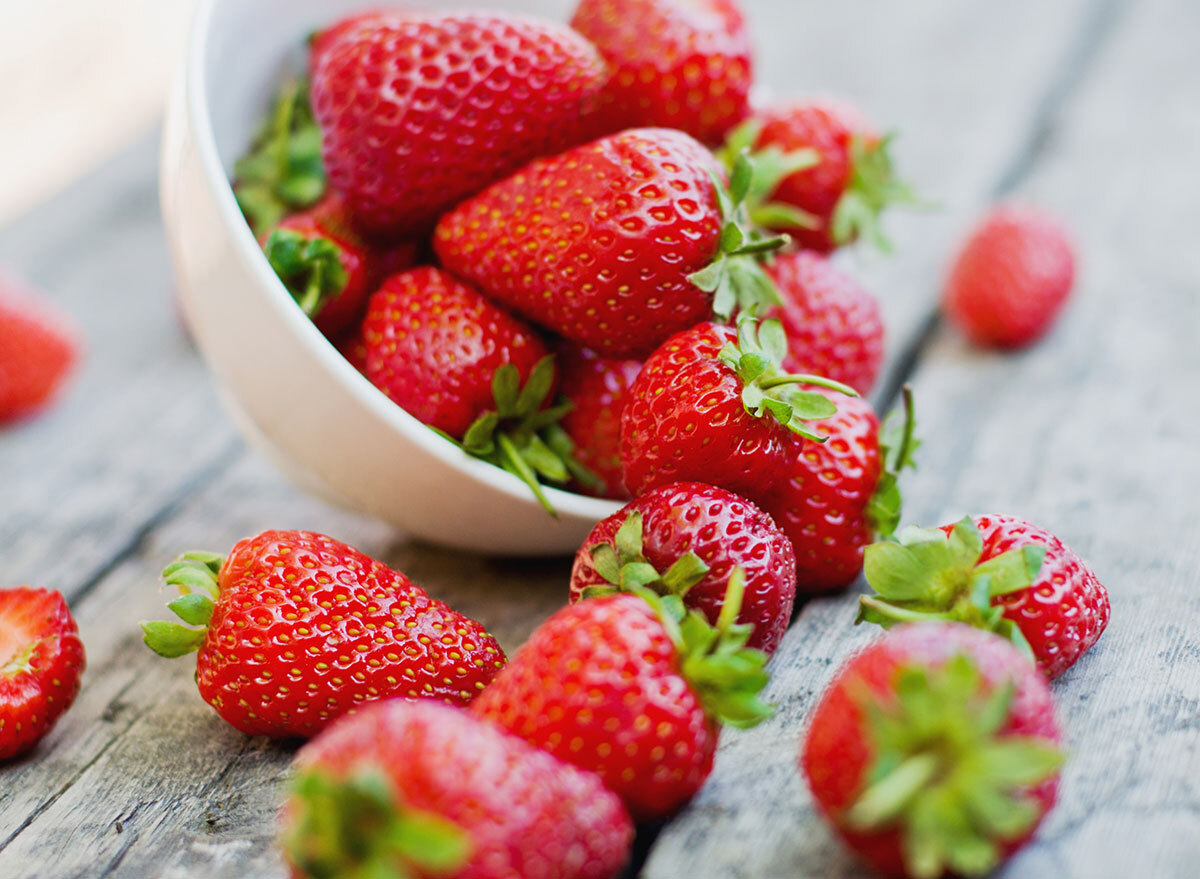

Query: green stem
[[728, 234, 791, 257], [893, 384, 916, 473], [296, 263, 326, 316], [759, 373, 859, 396], [496, 433, 557, 518], [859, 595, 953, 624]]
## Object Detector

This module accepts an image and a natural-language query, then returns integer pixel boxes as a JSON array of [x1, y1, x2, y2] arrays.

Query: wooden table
[[2, 0, 1198, 876]]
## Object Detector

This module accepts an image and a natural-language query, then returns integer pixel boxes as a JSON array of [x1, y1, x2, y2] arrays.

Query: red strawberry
[[282, 699, 633, 879], [620, 316, 855, 500], [556, 346, 642, 499], [312, 13, 606, 237], [570, 482, 796, 654], [943, 205, 1076, 348], [0, 281, 79, 423], [570, 0, 753, 144], [764, 250, 884, 394], [435, 128, 786, 358], [763, 386, 917, 594], [0, 588, 86, 760], [858, 514, 1110, 679], [803, 623, 1064, 878], [473, 586, 772, 820], [335, 331, 368, 376], [722, 98, 913, 253], [362, 267, 593, 513], [309, 9, 398, 72], [142, 530, 506, 738]]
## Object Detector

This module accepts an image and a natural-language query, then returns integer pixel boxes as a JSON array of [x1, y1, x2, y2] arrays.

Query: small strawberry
[[0, 588, 86, 760], [802, 623, 1064, 878], [435, 129, 787, 358], [620, 315, 856, 500], [362, 267, 594, 513], [312, 12, 606, 237], [473, 581, 772, 820], [142, 530, 506, 738], [763, 386, 917, 594], [764, 249, 884, 395], [858, 514, 1110, 679], [0, 281, 80, 423], [282, 699, 633, 879], [569, 482, 796, 654], [556, 346, 642, 499], [721, 98, 914, 253], [570, 0, 753, 144], [942, 205, 1076, 348]]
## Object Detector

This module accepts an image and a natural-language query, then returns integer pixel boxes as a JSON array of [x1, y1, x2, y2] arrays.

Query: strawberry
[[362, 267, 594, 513], [472, 584, 771, 820], [282, 699, 633, 879], [570, 0, 753, 144], [802, 623, 1064, 878], [142, 530, 506, 738], [942, 205, 1076, 348], [721, 98, 914, 253], [858, 514, 1110, 679], [311, 12, 606, 237], [435, 129, 787, 358], [556, 346, 642, 499], [0, 281, 79, 423], [763, 386, 917, 594], [0, 588, 86, 760], [620, 315, 856, 500], [764, 249, 884, 395], [309, 9, 398, 72], [569, 482, 796, 654]]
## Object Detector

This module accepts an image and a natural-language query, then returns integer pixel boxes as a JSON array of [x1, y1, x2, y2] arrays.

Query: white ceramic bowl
[[160, 0, 622, 555]]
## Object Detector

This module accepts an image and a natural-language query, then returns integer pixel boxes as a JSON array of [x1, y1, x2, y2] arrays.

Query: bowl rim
[[183, 0, 623, 522]]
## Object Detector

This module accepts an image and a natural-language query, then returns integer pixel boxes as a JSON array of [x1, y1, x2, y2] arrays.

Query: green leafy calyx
[[283, 768, 471, 879], [452, 355, 600, 518], [718, 313, 859, 442], [582, 511, 710, 600], [717, 118, 822, 233], [856, 518, 1046, 661], [846, 654, 1064, 878], [865, 384, 920, 538], [265, 228, 348, 317], [830, 132, 920, 252], [141, 551, 224, 658]]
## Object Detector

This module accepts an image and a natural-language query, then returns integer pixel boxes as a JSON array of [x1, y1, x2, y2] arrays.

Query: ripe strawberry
[[335, 331, 368, 376], [569, 482, 796, 654], [763, 386, 917, 594], [142, 530, 506, 738], [570, 0, 753, 144], [721, 98, 913, 253], [435, 129, 787, 358], [858, 514, 1110, 679], [556, 346, 642, 499], [803, 623, 1064, 878], [764, 250, 884, 395], [473, 585, 772, 820], [309, 9, 397, 72], [282, 699, 633, 879], [362, 267, 593, 513], [312, 13, 606, 237], [943, 205, 1076, 348], [0, 588, 86, 760], [0, 281, 79, 423], [620, 315, 856, 500]]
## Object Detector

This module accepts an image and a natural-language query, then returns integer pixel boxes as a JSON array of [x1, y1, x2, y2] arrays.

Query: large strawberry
[[620, 315, 856, 500], [142, 530, 507, 738], [943, 205, 1076, 349], [721, 98, 914, 253], [282, 699, 633, 879], [569, 482, 796, 654], [435, 128, 787, 358], [763, 386, 917, 594], [556, 346, 642, 499], [764, 249, 884, 395], [0, 588, 86, 760], [362, 267, 594, 513], [570, 0, 753, 144], [858, 514, 1110, 679], [473, 585, 771, 820], [803, 623, 1064, 878], [312, 12, 606, 237], [0, 281, 79, 423]]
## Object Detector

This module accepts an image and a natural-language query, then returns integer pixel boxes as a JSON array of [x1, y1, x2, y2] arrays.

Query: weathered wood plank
[[644, 0, 1200, 875]]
